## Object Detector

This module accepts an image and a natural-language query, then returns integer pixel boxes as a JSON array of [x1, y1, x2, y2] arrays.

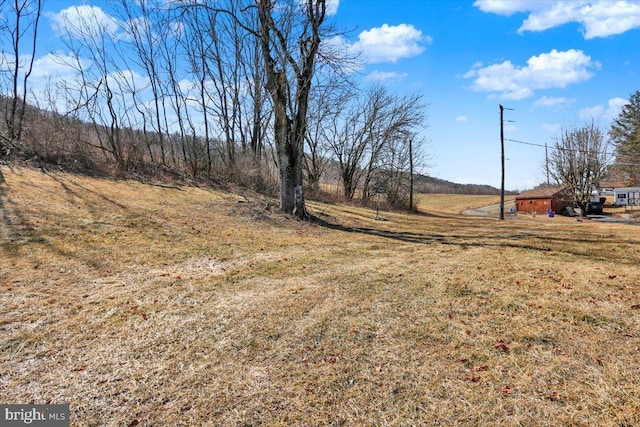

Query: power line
[[506, 138, 617, 156], [506, 138, 546, 148], [506, 138, 640, 166]]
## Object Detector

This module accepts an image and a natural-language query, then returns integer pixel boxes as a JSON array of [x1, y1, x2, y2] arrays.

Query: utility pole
[[409, 138, 414, 211], [545, 142, 550, 186], [499, 104, 514, 220], [500, 105, 505, 220]]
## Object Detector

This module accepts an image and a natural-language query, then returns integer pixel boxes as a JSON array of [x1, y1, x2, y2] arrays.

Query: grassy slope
[[415, 193, 504, 214], [1, 166, 640, 426]]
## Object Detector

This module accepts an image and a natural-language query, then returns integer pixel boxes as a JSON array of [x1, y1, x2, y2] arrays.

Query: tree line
[[0, 0, 428, 216]]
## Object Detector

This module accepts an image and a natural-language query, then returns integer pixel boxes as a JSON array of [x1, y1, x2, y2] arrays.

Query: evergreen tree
[[610, 91, 640, 184]]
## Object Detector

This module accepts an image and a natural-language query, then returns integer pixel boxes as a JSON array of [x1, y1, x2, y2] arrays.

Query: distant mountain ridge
[[414, 174, 516, 195]]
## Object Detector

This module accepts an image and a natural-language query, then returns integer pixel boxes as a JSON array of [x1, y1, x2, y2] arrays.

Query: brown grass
[[414, 193, 505, 214], [2, 166, 640, 426]]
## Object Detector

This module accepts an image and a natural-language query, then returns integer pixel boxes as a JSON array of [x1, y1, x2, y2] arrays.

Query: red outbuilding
[[515, 187, 573, 215]]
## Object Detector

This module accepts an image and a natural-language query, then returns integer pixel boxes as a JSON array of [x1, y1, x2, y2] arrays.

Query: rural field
[[2, 166, 640, 426]]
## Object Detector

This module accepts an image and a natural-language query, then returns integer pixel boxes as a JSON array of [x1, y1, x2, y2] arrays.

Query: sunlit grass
[[2, 166, 640, 426], [414, 193, 505, 214]]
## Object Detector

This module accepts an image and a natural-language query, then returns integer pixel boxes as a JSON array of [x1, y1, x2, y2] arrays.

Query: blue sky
[[327, 0, 639, 190], [30, 1, 640, 190]]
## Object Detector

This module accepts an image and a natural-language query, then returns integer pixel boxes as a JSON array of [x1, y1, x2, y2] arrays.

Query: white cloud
[[608, 96, 630, 113], [365, 70, 408, 82], [463, 49, 599, 100], [455, 115, 468, 122], [533, 96, 576, 109], [326, 0, 339, 16], [541, 123, 561, 133], [475, 0, 640, 39], [579, 97, 628, 122], [579, 105, 605, 120], [473, 0, 546, 15], [106, 69, 150, 93], [0, 52, 89, 111], [299, 0, 339, 16], [29, 52, 84, 81], [48, 5, 121, 39], [7, 51, 155, 114], [351, 23, 430, 64]]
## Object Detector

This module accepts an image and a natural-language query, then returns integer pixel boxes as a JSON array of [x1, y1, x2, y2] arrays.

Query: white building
[[613, 187, 640, 206]]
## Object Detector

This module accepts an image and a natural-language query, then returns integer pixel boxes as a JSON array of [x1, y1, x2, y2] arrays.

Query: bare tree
[[304, 75, 354, 195], [57, 5, 141, 169], [329, 86, 383, 200], [156, 12, 187, 170], [375, 136, 428, 208], [361, 91, 425, 203], [239, 13, 273, 190], [243, 22, 270, 159], [549, 122, 610, 215], [257, 0, 326, 218], [174, 0, 271, 181], [118, 0, 172, 165], [0, 0, 42, 154], [328, 85, 426, 201]]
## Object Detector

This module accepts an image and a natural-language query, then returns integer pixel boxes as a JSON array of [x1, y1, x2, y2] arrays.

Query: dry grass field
[[2, 166, 640, 426], [414, 193, 504, 215]]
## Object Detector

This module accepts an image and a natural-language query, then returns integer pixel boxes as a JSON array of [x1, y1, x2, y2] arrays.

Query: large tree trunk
[[272, 71, 306, 217], [257, 0, 324, 219], [278, 145, 304, 215]]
